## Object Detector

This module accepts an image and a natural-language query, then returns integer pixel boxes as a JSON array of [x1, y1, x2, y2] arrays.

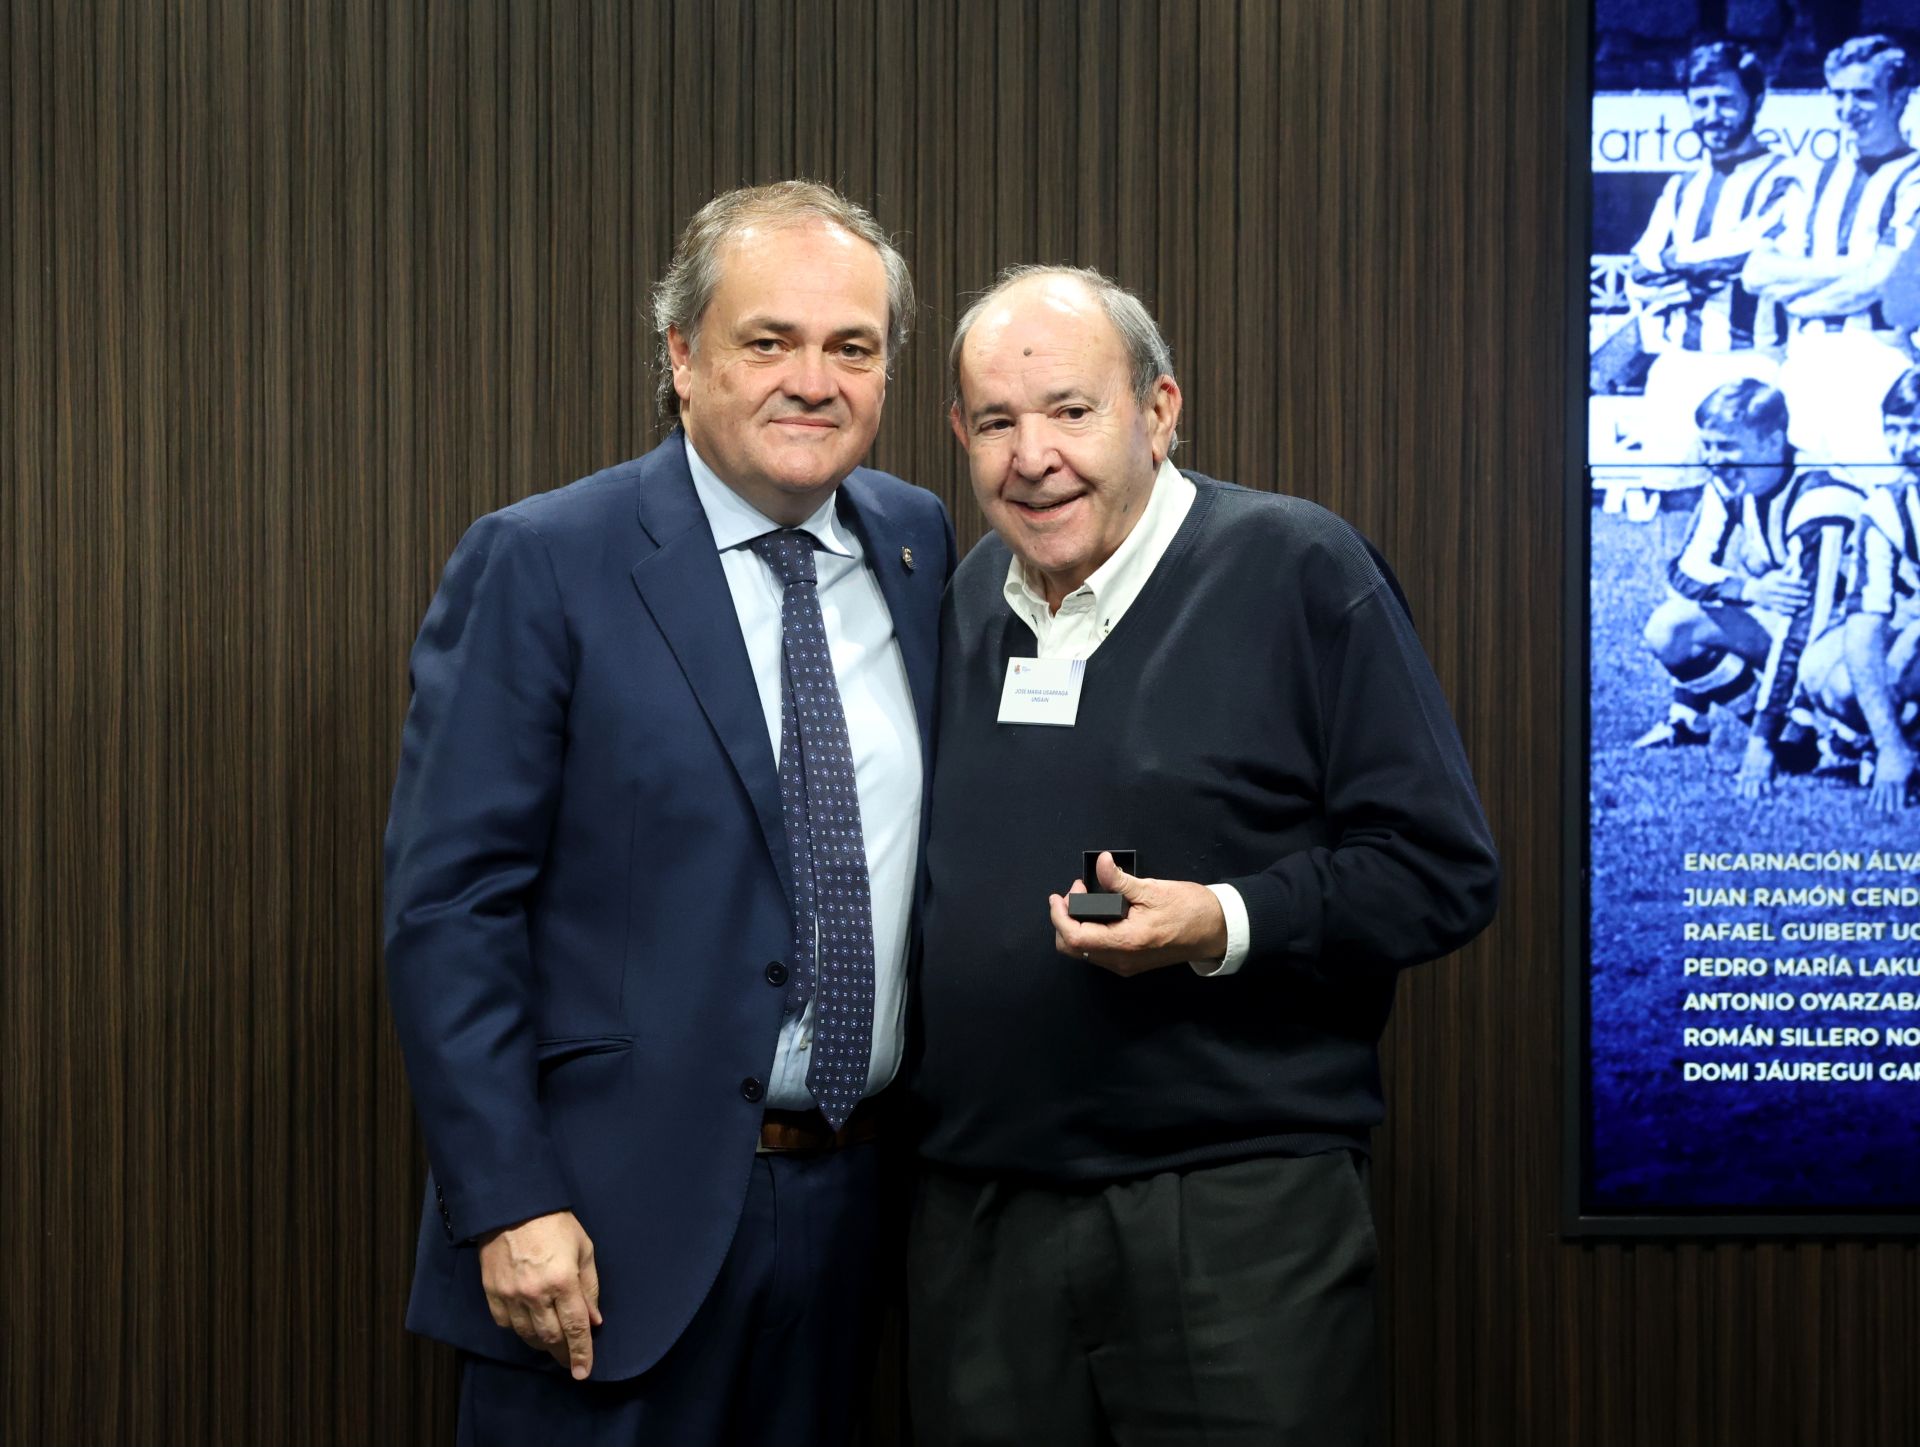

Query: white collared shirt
[[1000, 458, 1251, 976], [686, 440, 922, 1106]]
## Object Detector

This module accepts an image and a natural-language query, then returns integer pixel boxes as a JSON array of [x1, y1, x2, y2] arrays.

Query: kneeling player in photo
[[1818, 369, 1920, 811], [1635, 379, 1863, 798]]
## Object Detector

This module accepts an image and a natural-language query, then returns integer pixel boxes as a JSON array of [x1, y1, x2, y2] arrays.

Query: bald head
[[949, 265, 1174, 414], [952, 274, 1129, 429]]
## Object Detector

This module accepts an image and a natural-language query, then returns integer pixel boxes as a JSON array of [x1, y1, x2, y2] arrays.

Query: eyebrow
[[737, 314, 885, 347], [966, 387, 1091, 426]]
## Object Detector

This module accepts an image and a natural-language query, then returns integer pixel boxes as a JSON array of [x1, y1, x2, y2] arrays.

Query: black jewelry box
[[1067, 849, 1134, 921]]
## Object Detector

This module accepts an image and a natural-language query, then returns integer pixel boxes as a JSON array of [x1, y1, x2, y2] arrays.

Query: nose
[[1011, 416, 1056, 478], [786, 348, 837, 406]]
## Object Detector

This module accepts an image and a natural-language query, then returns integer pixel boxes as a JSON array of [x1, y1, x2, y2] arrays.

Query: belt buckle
[[757, 1107, 836, 1155], [756, 1101, 880, 1154]]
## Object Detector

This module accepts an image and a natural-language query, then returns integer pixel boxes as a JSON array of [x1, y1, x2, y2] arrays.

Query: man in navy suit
[[384, 181, 951, 1445]]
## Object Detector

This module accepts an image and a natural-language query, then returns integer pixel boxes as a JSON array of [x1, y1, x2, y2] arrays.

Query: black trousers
[[907, 1151, 1379, 1447], [456, 1141, 883, 1447]]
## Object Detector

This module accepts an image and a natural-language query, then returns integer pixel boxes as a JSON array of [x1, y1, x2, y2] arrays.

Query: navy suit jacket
[[384, 432, 953, 1380]]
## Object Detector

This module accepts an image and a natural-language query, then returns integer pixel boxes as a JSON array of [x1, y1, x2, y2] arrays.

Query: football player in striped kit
[[1628, 42, 1795, 359], [1825, 369, 1920, 811], [1635, 379, 1864, 800], [1744, 35, 1919, 473]]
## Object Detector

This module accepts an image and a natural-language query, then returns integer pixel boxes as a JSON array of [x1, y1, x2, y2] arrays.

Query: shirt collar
[[684, 432, 856, 558], [1707, 138, 1766, 174], [1003, 456, 1194, 626]]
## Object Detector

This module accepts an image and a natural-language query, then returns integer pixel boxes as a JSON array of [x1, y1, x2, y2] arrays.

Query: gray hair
[[651, 180, 915, 417], [947, 264, 1175, 411], [1824, 34, 1914, 93]]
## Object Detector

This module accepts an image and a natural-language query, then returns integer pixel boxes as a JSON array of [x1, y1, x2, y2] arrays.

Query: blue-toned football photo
[[1586, 4, 1920, 1216]]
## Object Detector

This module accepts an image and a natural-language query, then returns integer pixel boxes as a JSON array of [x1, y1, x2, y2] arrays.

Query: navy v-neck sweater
[[910, 475, 1499, 1183]]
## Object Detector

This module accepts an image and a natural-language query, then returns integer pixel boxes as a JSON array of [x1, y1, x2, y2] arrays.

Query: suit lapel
[[838, 472, 937, 768], [628, 437, 791, 893]]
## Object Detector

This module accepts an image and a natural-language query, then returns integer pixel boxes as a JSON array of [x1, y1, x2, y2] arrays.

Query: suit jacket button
[[765, 961, 788, 987], [741, 1076, 765, 1103]]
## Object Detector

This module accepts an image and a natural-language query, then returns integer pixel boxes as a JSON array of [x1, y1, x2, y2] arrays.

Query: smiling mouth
[[1007, 497, 1085, 526]]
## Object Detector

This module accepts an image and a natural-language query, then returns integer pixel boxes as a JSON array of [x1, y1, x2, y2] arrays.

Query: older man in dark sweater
[[906, 266, 1499, 1446]]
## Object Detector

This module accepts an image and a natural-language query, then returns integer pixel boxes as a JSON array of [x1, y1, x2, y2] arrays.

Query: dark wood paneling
[[9, 2, 1919, 1443]]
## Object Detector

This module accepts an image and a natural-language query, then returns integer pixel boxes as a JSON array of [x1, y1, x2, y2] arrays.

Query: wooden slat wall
[[7, 2, 1917, 1443]]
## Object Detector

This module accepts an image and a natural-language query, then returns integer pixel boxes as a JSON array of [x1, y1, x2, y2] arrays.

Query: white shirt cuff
[[1192, 883, 1251, 977]]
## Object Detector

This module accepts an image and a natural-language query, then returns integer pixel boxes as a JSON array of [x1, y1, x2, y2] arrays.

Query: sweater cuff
[[1223, 868, 1326, 978], [1191, 884, 1251, 976]]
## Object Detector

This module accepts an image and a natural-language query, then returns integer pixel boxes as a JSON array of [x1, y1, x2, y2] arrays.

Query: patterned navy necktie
[[748, 529, 876, 1130]]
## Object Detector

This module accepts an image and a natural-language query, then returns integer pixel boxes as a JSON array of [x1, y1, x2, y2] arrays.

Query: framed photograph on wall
[[1567, 0, 1920, 1235]]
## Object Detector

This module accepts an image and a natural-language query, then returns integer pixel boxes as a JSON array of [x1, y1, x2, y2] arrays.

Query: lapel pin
[[901, 546, 914, 572]]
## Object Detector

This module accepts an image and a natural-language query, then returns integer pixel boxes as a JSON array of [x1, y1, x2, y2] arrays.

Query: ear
[[949, 402, 969, 450], [667, 325, 696, 409], [1145, 376, 1183, 465]]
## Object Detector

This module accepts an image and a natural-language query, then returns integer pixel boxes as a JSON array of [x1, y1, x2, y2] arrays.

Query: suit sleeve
[[940, 497, 959, 585], [1223, 559, 1500, 980], [384, 510, 575, 1244]]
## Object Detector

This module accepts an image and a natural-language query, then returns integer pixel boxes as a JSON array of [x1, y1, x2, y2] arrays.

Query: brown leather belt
[[757, 1098, 885, 1154]]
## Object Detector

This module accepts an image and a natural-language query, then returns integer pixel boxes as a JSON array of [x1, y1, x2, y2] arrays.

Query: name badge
[[997, 656, 1085, 726]]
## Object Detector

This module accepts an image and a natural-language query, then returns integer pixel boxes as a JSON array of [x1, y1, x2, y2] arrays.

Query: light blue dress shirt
[[685, 441, 922, 1109]]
